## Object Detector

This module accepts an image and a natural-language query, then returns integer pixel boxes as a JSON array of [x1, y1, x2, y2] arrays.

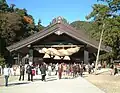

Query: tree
[[35, 19, 44, 31], [86, 0, 120, 59], [0, 12, 25, 45], [0, 0, 6, 4], [9, 4, 16, 12], [0, 0, 44, 64], [0, 54, 5, 67], [0, 2, 8, 12], [38, 19, 41, 27], [15, 8, 27, 16]]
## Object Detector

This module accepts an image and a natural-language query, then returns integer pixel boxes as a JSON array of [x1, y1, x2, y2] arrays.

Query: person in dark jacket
[[40, 63, 46, 81], [58, 63, 63, 79], [19, 65, 25, 81], [88, 64, 92, 74], [26, 64, 33, 81], [114, 66, 118, 75]]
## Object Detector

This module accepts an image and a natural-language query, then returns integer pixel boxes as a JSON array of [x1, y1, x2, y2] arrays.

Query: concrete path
[[0, 75, 105, 93]]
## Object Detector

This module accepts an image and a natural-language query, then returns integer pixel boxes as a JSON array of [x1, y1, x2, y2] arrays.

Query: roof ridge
[[6, 19, 111, 52], [6, 22, 59, 51], [59, 22, 111, 52]]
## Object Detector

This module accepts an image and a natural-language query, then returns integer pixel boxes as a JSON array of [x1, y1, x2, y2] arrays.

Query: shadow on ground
[[33, 79, 42, 81], [46, 78, 57, 82], [33, 76, 57, 82], [8, 82, 30, 86], [0, 82, 30, 87]]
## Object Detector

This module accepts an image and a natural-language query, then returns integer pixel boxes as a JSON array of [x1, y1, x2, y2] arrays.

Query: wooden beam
[[33, 45, 84, 48]]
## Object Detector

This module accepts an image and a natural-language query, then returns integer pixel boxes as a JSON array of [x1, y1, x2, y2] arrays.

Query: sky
[[7, 0, 101, 26]]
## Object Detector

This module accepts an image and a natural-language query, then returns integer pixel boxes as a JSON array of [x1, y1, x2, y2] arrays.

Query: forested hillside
[[70, 21, 93, 37], [0, 0, 44, 65]]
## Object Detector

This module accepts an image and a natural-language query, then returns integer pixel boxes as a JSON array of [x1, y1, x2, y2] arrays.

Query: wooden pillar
[[17, 52, 20, 65], [28, 48, 33, 64], [84, 50, 89, 64]]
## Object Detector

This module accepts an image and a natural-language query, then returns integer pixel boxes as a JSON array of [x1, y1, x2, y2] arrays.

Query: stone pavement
[[0, 75, 22, 87], [0, 75, 105, 93]]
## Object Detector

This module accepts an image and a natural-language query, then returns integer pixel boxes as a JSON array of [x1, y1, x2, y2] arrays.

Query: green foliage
[[9, 4, 16, 12], [0, 1, 44, 43], [0, 55, 5, 67], [62, 18, 69, 24], [0, 0, 44, 61], [70, 21, 92, 35], [35, 19, 44, 31], [106, 0, 120, 13], [0, 12, 25, 45], [0, 2, 8, 12], [86, 0, 120, 60], [86, 4, 110, 20], [0, 0, 6, 4], [15, 8, 27, 16], [99, 51, 113, 60]]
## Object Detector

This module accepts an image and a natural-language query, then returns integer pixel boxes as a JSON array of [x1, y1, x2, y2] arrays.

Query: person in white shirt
[[98, 63, 101, 70], [0, 66, 2, 75], [4, 65, 10, 86], [48, 64, 52, 76]]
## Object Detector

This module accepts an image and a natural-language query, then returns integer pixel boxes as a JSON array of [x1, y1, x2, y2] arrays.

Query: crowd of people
[[3, 61, 119, 87], [17, 62, 95, 82], [3, 62, 95, 83]]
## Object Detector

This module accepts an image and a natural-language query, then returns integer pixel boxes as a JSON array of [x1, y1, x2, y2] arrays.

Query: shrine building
[[6, 17, 111, 65]]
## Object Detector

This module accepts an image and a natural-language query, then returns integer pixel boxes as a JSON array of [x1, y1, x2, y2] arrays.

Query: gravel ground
[[84, 72, 120, 93]]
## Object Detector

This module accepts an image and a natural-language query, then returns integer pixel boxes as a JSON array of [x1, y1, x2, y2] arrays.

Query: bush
[[0, 55, 5, 67]]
